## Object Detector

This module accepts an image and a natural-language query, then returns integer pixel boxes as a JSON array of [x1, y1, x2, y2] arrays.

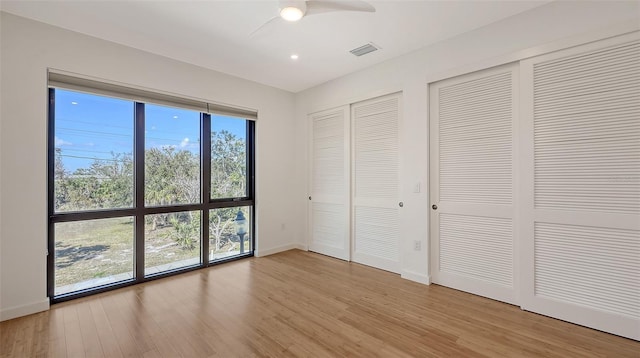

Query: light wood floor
[[1, 250, 638, 357]]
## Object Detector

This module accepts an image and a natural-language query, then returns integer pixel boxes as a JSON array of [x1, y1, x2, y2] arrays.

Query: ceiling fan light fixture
[[250, 0, 374, 37], [280, 6, 304, 21]]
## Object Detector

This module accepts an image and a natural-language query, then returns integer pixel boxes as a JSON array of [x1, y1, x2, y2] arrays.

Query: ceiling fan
[[250, 0, 376, 36]]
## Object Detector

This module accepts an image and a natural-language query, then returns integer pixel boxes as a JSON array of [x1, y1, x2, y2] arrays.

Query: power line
[[57, 127, 131, 137], [59, 154, 128, 162], [57, 148, 128, 155], [57, 127, 200, 143], [56, 118, 132, 130], [146, 137, 201, 143], [57, 118, 201, 137]]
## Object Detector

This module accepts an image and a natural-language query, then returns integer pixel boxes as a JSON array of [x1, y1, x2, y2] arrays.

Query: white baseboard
[[0, 298, 49, 322], [255, 243, 307, 257], [401, 270, 431, 285]]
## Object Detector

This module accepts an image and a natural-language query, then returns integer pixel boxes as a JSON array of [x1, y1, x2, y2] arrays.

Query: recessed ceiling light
[[71, 102, 78, 105], [280, 6, 304, 22], [290, 54, 299, 60], [173, 116, 178, 119]]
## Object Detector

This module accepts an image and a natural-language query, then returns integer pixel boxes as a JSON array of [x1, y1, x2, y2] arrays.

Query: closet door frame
[[519, 31, 640, 341]]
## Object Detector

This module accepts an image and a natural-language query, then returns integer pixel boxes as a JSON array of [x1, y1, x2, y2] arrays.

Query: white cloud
[[54, 136, 72, 146], [180, 137, 190, 148]]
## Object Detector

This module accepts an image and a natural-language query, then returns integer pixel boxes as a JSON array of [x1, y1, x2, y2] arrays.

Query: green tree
[[209, 130, 248, 253], [211, 130, 246, 198], [209, 208, 239, 253], [65, 170, 102, 210], [54, 150, 133, 211], [145, 146, 199, 206], [54, 148, 69, 210], [89, 152, 133, 209], [166, 211, 200, 250], [145, 146, 199, 230]]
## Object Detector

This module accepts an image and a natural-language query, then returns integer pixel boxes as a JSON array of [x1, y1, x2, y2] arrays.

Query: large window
[[48, 84, 255, 301]]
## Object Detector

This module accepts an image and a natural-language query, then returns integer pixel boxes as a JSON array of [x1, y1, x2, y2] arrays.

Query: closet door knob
[[432, 204, 438, 210], [399, 202, 404, 207]]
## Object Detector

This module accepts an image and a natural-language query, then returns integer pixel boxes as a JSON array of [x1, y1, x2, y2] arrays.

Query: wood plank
[[75, 301, 104, 358], [88, 299, 123, 358], [100, 292, 145, 357], [61, 305, 84, 358], [46, 306, 67, 358], [0, 318, 18, 356]]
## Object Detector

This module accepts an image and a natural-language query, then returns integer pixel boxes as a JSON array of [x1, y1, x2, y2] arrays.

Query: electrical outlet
[[414, 240, 421, 251]]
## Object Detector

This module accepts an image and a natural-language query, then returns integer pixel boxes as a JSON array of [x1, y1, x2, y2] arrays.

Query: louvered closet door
[[308, 106, 351, 260], [520, 33, 640, 340], [430, 63, 518, 304], [352, 93, 402, 273]]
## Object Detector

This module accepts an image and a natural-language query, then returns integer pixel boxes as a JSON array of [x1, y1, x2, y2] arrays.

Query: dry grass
[[54, 217, 199, 287]]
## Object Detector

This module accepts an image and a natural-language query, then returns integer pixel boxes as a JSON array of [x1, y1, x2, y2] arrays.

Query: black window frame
[[47, 88, 256, 303]]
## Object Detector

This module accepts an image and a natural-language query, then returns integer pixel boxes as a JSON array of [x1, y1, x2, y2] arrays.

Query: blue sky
[[54, 89, 246, 172]]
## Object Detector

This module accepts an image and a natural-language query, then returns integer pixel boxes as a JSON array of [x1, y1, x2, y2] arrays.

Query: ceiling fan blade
[[249, 15, 281, 37], [306, 0, 376, 15]]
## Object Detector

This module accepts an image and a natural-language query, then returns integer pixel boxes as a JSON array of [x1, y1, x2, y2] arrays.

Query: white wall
[[0, 12, 298, 320], [293, 1, 640, 284]]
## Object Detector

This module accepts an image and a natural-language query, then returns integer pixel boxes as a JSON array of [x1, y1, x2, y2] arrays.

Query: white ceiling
[[1, 0, 550, 93]]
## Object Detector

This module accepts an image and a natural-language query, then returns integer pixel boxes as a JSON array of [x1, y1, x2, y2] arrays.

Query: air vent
[[350, 43, 379, 57]]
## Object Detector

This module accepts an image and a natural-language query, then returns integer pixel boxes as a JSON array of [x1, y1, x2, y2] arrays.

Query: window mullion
[[248, 120, 256, 254], [47, 88, 56, 300], [202, 113, 211, 265], [248, 120, 255, 200], [134, 102, 146, 282]]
